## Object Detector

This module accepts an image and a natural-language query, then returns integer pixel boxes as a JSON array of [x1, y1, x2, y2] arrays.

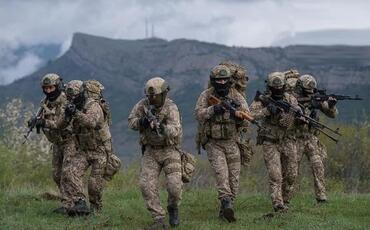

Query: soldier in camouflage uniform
[[249, 72, 299, 212], [194, 65, 249, 222], [219, 61, 254, 165], [293, 74, 338, 203], [128, 77, 183, 229], [50, 80, 111, 215], [29, 73, 72, 214]]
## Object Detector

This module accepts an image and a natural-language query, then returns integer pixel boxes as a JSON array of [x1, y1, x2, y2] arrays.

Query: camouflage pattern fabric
[[61, 144, 107, 210], [140, 146, 182, 220], [262, 138, 297, 207], [128, 97, 183, 221], [296, 134, 327, 200], [205, 139, 241, 200], [294, 90, 337, 201], [42, 92, 72, 194], [194, 87, 249, 201], [58, 98, 108, 211], [250, 92, 299, 209]]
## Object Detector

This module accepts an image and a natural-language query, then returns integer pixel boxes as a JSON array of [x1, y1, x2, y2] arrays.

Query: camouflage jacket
[[250, 92, 298, 142], [294, 92, 338, 135], [47, 98, 111, 151], [194, 87, 249, 141], [128, 97, 182, 147], [42, 92, 72, 144]]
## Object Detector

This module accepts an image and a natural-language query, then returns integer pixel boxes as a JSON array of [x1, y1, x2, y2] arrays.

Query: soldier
[[128, 77, 183, 229], [293, 74, 337, 203], [219, 60, 249, 97], [60, 80, 111, 215], [28, 73, 71, 213], [220, 61, 254, 166], [249, 72, 299, 212], [194, 65, 249, 222]]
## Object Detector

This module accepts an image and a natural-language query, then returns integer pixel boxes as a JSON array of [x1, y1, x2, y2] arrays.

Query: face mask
[[212, 79, 232, 97], [148, 92, 167, 108], [44, 88, 61, 101], [269, 87, 284, 100]]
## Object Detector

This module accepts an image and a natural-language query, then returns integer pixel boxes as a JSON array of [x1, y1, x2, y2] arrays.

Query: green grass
[[1, 186, 370, 230]]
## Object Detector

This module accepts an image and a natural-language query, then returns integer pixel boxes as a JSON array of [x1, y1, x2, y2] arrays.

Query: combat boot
[[90, 202, 102, 214], [52, 206, 67, 214], [316, 198, 328, 204], [145, 218, 169, 230], [221, 197, 236, 222], [67, 199, 90, 217], [167, 205, 180, 227], [273, 204, 288, 213]]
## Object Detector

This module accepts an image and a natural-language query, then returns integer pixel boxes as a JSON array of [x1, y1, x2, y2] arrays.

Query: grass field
[[1, 186, 369, 230]]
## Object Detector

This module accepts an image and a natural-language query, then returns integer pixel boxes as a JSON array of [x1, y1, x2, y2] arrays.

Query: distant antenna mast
[[151, 23, 155, 38], [145, 18, 148, 38]]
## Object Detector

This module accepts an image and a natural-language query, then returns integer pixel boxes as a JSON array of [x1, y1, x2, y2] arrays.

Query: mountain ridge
[[1, 32, 369, 159]]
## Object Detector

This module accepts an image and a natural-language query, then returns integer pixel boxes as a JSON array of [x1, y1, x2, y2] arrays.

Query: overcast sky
[[1, 0, 370, 84]]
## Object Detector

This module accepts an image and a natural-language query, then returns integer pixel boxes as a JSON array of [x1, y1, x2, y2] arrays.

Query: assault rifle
[[256, 91, 341, 143], [23, 107, 44, 144], [144, 105, 162, 136], [298, 89, 363, 103], [208, 95, 263, 130]]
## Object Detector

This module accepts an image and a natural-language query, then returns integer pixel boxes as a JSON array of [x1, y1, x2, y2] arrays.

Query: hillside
[[0, 32, 369, 158]]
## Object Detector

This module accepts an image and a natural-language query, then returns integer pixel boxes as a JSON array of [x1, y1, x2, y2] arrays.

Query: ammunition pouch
[[104, 153, 122, 181], [179, 149, 196, 183], [237, 139, 254, 166]]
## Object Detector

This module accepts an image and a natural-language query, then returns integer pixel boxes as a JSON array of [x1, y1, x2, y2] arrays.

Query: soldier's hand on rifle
[[311, 98, 321, 109], [27, 117, 37, 128], [35, 118, 46, 129], [213, 104, 225, 115], [139, 116, 150, 129], [327, 97, 337, 108], [65, 104, 77, 117], [267, 103, 282, 115]]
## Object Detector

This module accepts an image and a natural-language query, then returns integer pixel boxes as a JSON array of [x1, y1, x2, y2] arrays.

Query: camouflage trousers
[[60, 144, 107, 210], [51, 140, 74, 192], [262, 137, 298, 208], [139, 145, 183, 221], [297, 134, 327, 200], [51, 143, 64, 191], [205, 139, 241, 200]]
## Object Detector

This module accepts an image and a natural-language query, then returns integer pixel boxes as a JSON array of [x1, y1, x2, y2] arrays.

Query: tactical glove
[[267, 103, 281, 115], [139, 116, 150, 129], [327, 97, 337, 108], [65, 104, 77, 117], [35, 118, 46, 129], [27, 117, 37, 128], [311, 99, 321, 109], [213, 104, 225, 115]]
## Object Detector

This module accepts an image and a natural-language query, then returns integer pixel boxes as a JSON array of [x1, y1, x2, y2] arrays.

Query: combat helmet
[[65, 80, 85, 108], [266, 72, 286, 99], [210, 65, 233, 97], [40, 73, 64, 100], [144, 77, 170, 107], [267, 72, 285, 89], [219, 61, 248, 95], [299, 74, 317, 93], [65, 80, 83, 99]]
